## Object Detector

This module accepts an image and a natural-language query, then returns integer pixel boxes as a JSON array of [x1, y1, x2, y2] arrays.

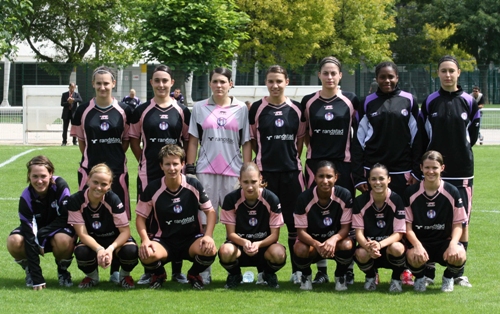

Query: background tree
[[139, 0, 249, 73], [235, 0, 336, 70], [11, 0, 142, 82], [0, 0, 33, 58], [424, 0, 500, 102]]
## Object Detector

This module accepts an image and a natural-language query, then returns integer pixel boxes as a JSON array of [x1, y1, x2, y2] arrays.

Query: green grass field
[[0, 145, 499, 313]]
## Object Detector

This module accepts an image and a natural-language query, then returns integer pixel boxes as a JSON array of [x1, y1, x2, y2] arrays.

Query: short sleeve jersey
[[71, 98, 131, 174], [294, 185, 352, 242], [220, 188, 283, 242], [301, 90, 358, 162], [136, 175, 213, 240], [249, 97, 306, 172], [129, 99, 190, 184], [404, 180, 467, 245], [188, 96, 250, 177], [352, 190, 406, 241], [67, 187, 128, 240], [419, 87, 480, 179]]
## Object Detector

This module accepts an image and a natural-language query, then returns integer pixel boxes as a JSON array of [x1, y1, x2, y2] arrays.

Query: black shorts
[[76, 236, 136, 249], [355, 246, 400, 270], [261, 170, 305, 230], [153, 234, 203, 263], [10, 226, 76, 254], [305, 159, 355, 197], [409, 239, 461, 267], [223, 241, 283, 267]]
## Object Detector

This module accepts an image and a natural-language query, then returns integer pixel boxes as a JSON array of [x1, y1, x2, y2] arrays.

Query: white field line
[[0, 148, 42, 168]]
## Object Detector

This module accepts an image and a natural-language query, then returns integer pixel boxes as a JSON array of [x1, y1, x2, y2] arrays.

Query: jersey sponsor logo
[[377, 220, 386, 228], [172, 197, 181, 203], [321, 129, 344, 135], [92, 213, 99, 218], [274, 111, 283, 116], [91, 139, 98, 144], [370, 112, 379, 117], [461, 112, 467, 120], [325, 105, 333, 110], [100, 121, 110, 131], [431, 112, 438, 117], [150, 138, 177, 144], [98, 138, 122, 144], [267, 134, 294, 140], [322, 210, 330, 216], [314, 129, 321, 134], [160, 114, 168, 119], [277, 204, 281, 209], [217, 117, 227, 127], [426, 202, 435, 207], [220, 110, 227, 115], [62, 200, 68, 206], [174, 215, 195, 225], [243, 231, 268, 239], [166, 220, 173, 225], [397, 210, 405, 216], [401, 109, 408, 116], [207, 137, 234, 144], [249, 217, 258, 226], [275, 118, 284, 127], [101, 115, 109, 120], [426, 209, 436, 219], [173, 204, 183, 213], [324, 112, 334, 121], [323, 217, 333, 226], [117, 203, 123, 209], [375, 213, 384, 219], [159, 121, 169, 130], [458, 197, 463, 205], [248, 210, 257, 215], [92, 221, 102, 229]]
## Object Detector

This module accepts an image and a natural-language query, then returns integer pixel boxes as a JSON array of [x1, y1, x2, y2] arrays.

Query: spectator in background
[[245, 100, 252, 110], [170, 88, 185, 106], [61, 83, 82, 146], [471, 86, 485, 144], [122, 89, 141, 110]]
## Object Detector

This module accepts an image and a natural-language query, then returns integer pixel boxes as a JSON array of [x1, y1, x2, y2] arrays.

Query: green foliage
[[235, 0, 336, 70], [0, 0, 33, 57], [138, 0, 250, 73]]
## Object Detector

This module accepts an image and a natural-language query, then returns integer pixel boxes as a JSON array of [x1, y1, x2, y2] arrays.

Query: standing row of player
[[7, 54, 479, 292]]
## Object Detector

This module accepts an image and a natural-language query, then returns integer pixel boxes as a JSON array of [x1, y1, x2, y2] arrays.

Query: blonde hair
[[88, 163, 113, 186]]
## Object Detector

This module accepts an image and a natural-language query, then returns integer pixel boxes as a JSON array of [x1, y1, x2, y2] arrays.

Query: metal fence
[[1, 62, 500, 107]]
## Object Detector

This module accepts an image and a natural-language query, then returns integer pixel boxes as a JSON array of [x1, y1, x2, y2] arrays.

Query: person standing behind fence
[[249, 65, 306, 285], [418, 55, 480, 288], [471, 86, 485, 144], [122, 89, 141, 110], [300, 56, 358, 285], [61, 83, 82, 146]]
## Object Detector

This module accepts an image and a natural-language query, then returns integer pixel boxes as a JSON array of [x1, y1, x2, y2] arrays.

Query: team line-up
[[6, 54, 480, 293]]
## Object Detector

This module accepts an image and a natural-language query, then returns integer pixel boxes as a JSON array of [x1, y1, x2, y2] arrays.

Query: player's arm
[[186, 135, 199, 166], [226, 223, 250, 247], [242, 140, 252, 163], [297, 135, 304, 160], [122, 139, 130, 153], [73, 224, 110, 267], [129, 137, 142, 162], [255, 227, 280, 248], [297, 227, 322, 251]]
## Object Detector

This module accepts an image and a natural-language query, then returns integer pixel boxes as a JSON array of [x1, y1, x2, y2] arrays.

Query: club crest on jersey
[[173, 204, 183, 213], [325, 105, 333, 110], [217, 117, 227, 127], [100, 121, 110, 131], [274, 111, 283, 116], [324, 112, 334, 121], [92, 221, 102, 229], [461, 112, 467, 120], [377, 220, 386, 228], [427, 209, 436, 219], [401, 109, 408, 116], [249, 217, 258, 226], [275, 118, 284, 127], [323, 217, 332, 226], [159, 121, 169, 130]]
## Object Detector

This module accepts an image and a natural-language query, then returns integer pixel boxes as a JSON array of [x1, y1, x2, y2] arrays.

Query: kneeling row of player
[[8, 146, 466, 292]]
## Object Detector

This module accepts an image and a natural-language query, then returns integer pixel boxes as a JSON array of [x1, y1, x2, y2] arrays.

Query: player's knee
[[293, 241, 309, 258], [117, 243, 138, 271], [386, 242, 405, 257], [267, 244, 286, 264], [355, 247, 370, 263], [218, 243, 237, 262], [7, 234, 24, 255], [52, 233, 75, 255], [337, 238, 353, 251], [74, 245, 95, 262]]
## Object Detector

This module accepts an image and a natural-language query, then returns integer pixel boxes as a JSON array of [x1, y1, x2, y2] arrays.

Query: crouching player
[[7, 156, 75, 290], [404, 151, 467, 292], [136, 144, 217, 289], [219, 162, 286, 289], [67, 163, 138, 289], [353, 164, 406, 292], [293, 161, 354, 291]]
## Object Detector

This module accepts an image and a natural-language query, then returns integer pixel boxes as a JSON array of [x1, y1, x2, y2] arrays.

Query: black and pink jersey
[[71, 98, 132, 175], [294, 185, 352, 242], [301, 90, 358, 162], [129, 99, 190, 185], [404, 180, 467, 244], [67, 187, 128, 239], [220, 188, 283, 241], [419, 87, 480, 180], [136, 175, 212, 240], [249, 97, 306, 172], [352, 190, 406, 241]]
